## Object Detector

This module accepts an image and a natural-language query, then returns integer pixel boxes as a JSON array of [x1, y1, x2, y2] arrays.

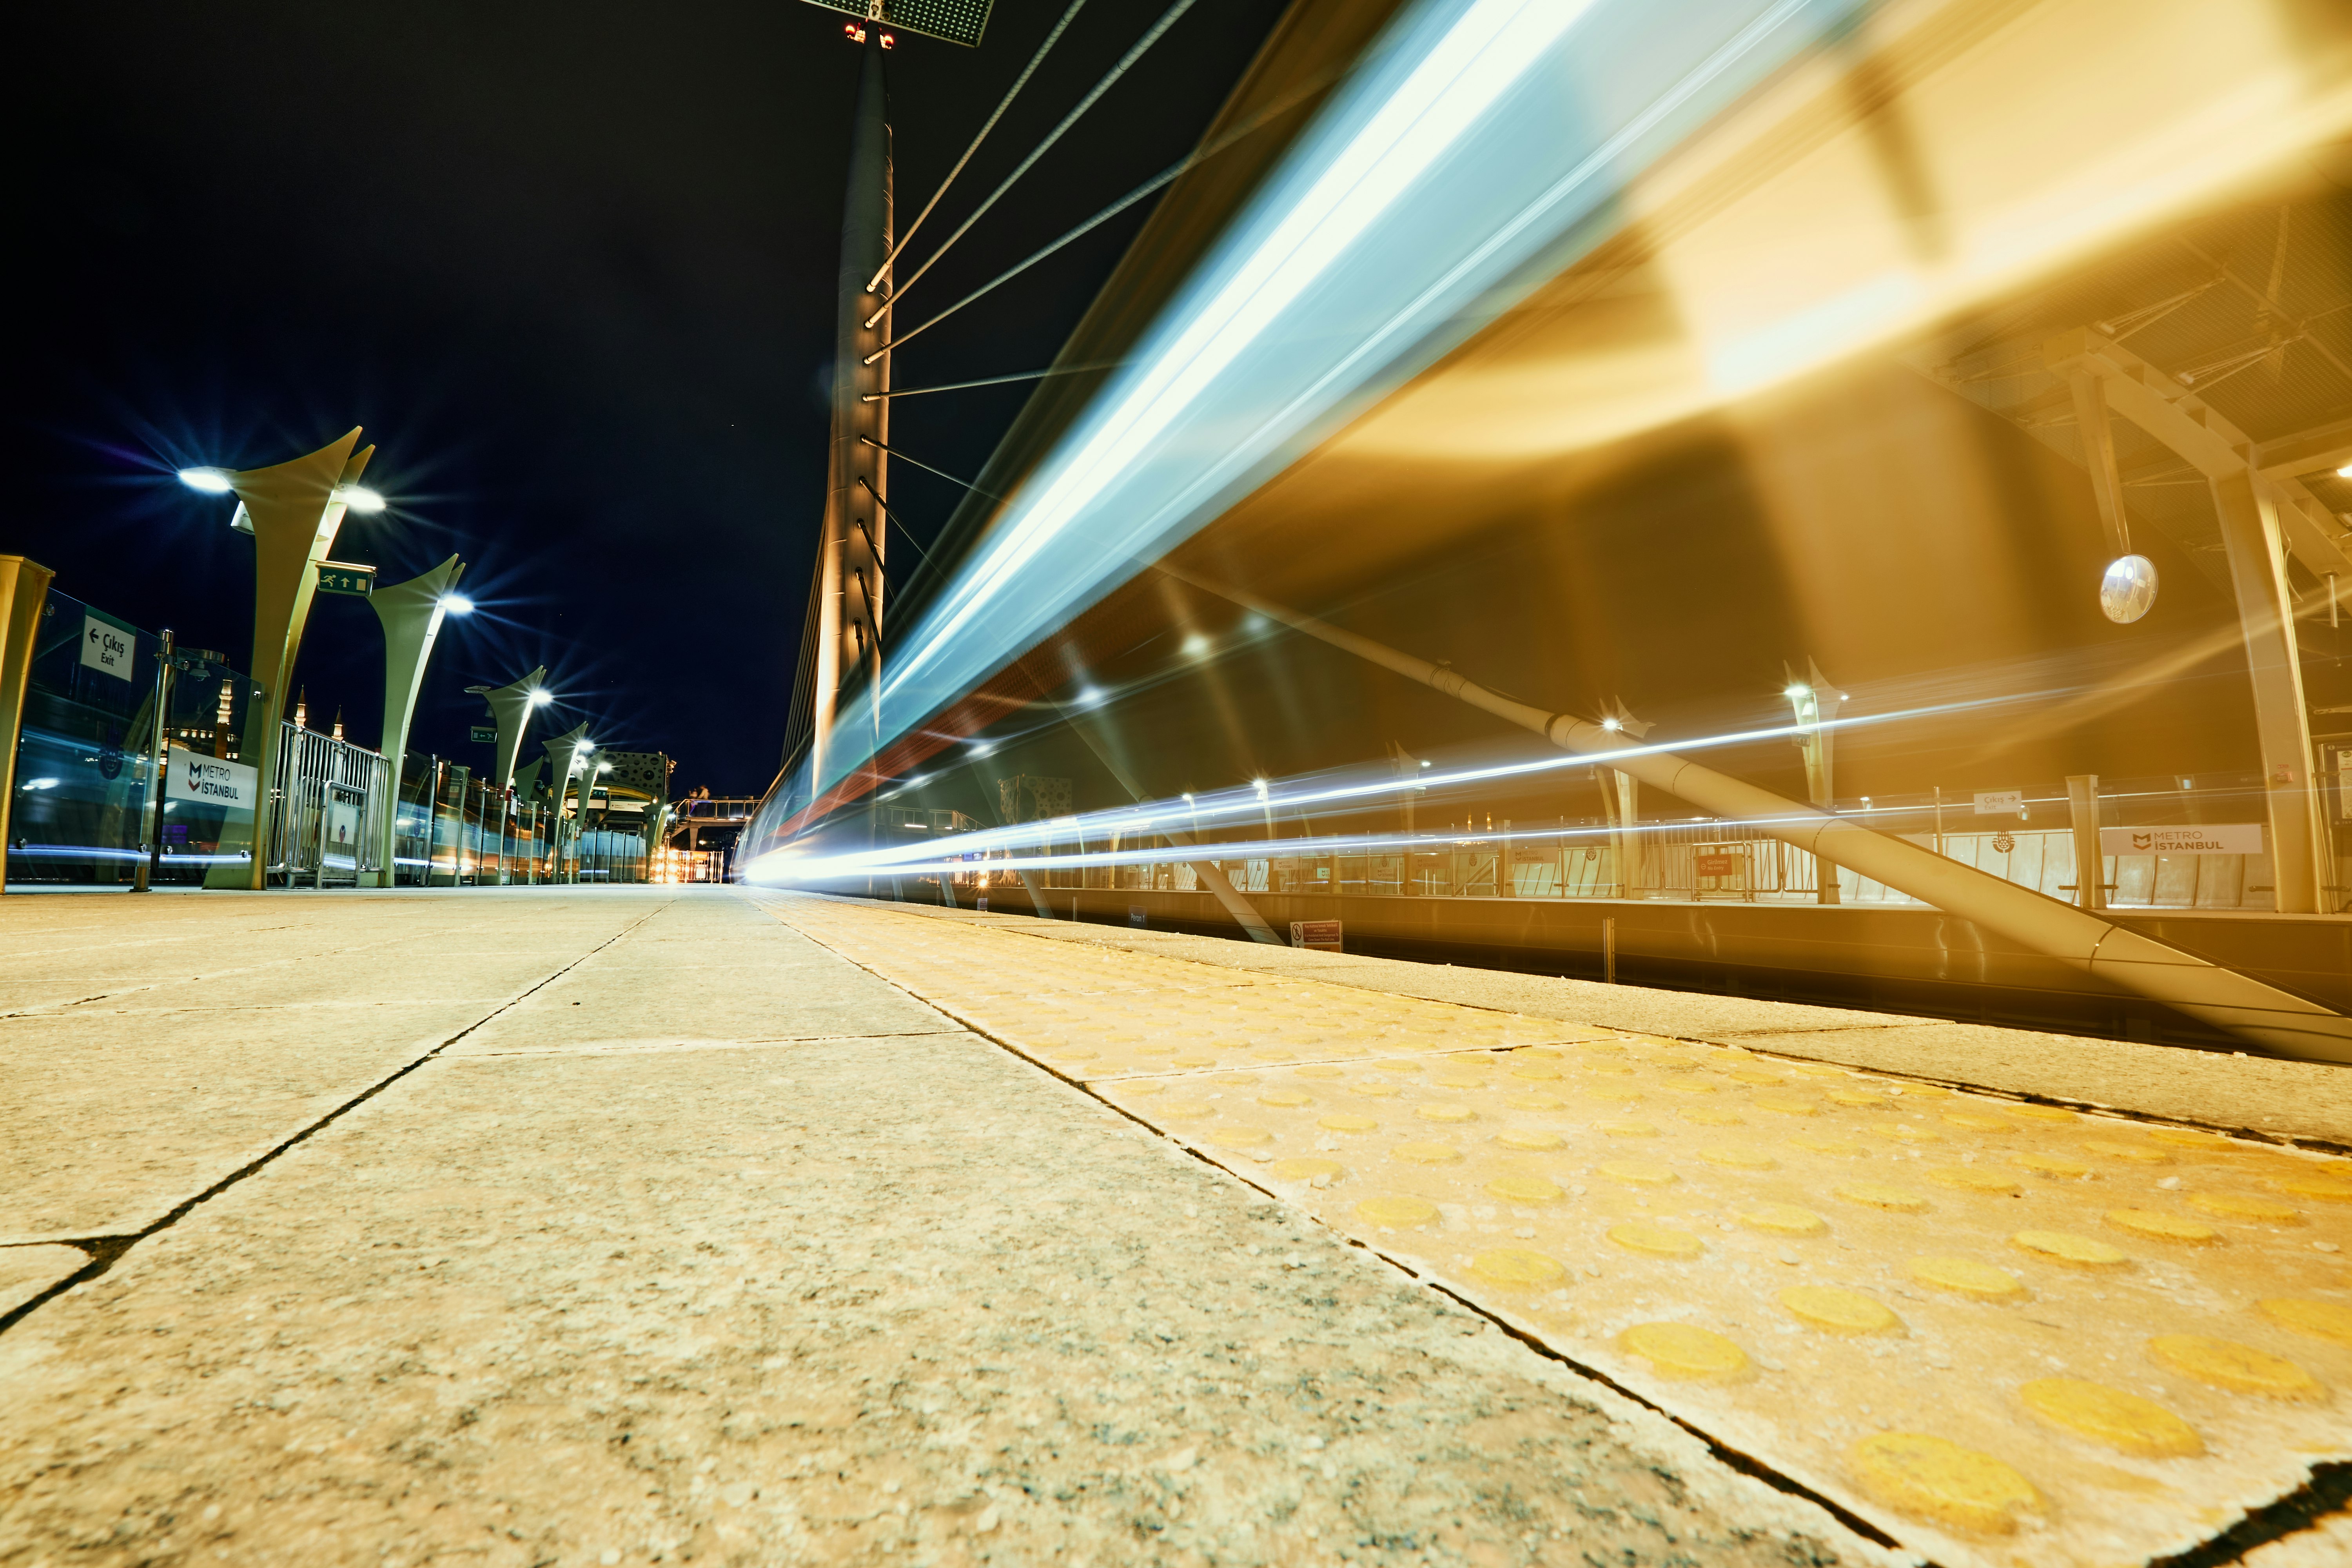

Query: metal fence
[[267, 723, 393, 886]]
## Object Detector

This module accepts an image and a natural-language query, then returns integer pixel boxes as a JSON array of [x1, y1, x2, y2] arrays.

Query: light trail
[[744, 686, 2024, 884], [754, 0, 1862, 836]]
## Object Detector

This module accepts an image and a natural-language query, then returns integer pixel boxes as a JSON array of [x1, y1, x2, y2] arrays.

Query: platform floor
[[0, 886, 2345, 1567]]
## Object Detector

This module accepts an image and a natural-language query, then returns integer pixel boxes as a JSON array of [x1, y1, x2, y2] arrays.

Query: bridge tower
[[784, 33, 893, 791]]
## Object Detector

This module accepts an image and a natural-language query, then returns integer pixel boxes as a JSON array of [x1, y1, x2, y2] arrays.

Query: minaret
[[791, 36, 893, 792]]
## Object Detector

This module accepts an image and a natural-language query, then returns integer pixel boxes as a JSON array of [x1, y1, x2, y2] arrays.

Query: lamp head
[[440, 594, 474, 615], [528, 688, 553, 706], [1783, 684, 1809, 699], [177, 468, 234, 494], [334, 485, 386, 514]]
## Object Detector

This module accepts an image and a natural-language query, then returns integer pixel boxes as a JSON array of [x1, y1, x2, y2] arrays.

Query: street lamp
[[440, 593, 474, 615]]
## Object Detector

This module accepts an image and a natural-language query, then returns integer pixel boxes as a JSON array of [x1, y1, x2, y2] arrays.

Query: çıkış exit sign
[[472, 726, 497, 744]]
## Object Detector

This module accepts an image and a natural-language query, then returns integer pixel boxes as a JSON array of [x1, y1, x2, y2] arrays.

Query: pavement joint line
[[808, 896, 2352, 1160], [0, 897, 680, 1339], [2142, 1464, 2351, 1568], [760, 896, 1921, 1563], [445, 1028, 969, 1060]]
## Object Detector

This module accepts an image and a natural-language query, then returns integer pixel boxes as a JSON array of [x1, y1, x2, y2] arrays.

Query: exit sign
[[317, 562, 376, 597], [471, 726, 497, 744]]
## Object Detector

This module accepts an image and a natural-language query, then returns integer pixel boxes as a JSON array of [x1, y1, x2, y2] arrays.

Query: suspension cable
[[864, 0, 1091, 297], [866, 0, 1198, 327]]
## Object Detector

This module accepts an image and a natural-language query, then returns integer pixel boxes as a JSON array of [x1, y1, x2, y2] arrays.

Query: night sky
[[10, 0, 1287, 794]]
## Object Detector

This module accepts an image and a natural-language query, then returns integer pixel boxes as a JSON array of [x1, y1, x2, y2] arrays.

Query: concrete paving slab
[[0, 1243, 86, 1317], [0, 1006, 1878, 1568], [0, 1009, 486, 1242]]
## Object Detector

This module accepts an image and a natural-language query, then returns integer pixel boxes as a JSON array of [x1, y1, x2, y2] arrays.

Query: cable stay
[[865, 0, 1091, 298], [859, 435, 1004, 501], [865, 0, 1198, 328], [863, 71, 1341, 364], [862, 361, 1128, 401]]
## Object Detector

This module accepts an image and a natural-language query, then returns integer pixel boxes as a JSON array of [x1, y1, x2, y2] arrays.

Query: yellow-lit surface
[[771, 900, 2352, 1568]]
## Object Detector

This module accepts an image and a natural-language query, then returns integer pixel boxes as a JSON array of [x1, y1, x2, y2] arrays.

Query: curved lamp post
[[367, 555, 468, 887], [468, 666, 550, 790], [179, 429, 377, 889]]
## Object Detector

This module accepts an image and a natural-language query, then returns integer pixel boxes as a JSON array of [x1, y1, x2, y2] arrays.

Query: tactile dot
[[1787, 1136, 1864, 1157], [1909, 1256, 2025, 1299], [1132, 1042, 1179, 1056], [1754, 1096, 1818, 1117], [1873, 1123, 1940, 1144], [2258, 1298, 2352, 1346], [2007, 1105, 2077, 1124], [1391, 1142, 1463, 1166], [1599, 1121, 1661, 1138], [1374, 1060, 1423, 1075], [2146, 1334, 2321, 1398], [1158, 1101, 1214, 1120], [1728, 1069, 1787, 1086], [2015, 1154, 2094, 1180], [1848, 1433, 2037, 1535], [1318, 1114, 1379, 1133], [2082, 1139, 2169, 1165], [1660, 1080, 1719, 1096], [1929, 1168, 2021, 1196], [1416, 1104, 1477, 1124], [1680, 1107, 1744, 1127], [1496, 1129, 1564, 1151], [2271, 1174, 2352, 1203], [1169, 1055, 1217, 1069], [1791, 1066, 1845, 1079], [1257, 1090, 1313, 1108], [1207, 1126, 1272, 1149], [1608, 1221, 1704, 1259], [1044, 1047, 1099, 1061], [1350, 1083, 1402, 1099], [1508, 1063, 1561, 1082], [1583, 1087, 1642, 1103], [1835, 1183, 1929, 1213], [2104, 1209, 2220, 1245], [1597, 1160, 1677, 1187], [1486, 1176, 1564, 1204], [1700, 1146, 1777, 1171], [2187, 1193, 2300, 1223], [1507, 1093, 1566, 1111], [1433, 1071, 1488, 1089], [1124, 1082, 1164, 1095], [1828, 1090, 1887, 1107], [1942, 1112, 2012, 1133], [1269, 1158, 1343, 1185], [1295, 1065, 1345, 1079], [1739, 1205, 1827, 1236], [1471, 1248, 1566, 1287], [1619, 1322, 1749, 1379], [1356, 1196, 1438, 1229], [2019, 1377, 2203, 1457], [1780, 1285, 1898, 1334], [2011, 1230, 2127, 1267]]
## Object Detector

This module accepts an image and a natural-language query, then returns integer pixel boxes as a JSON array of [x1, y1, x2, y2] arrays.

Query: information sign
[[1290, 920, 1343, 953], [2098, 824, 2263, 856], [316, 563, 376, 597], [471, 726, 498, 744], [80, 612, 136, 681], [1973, 790, 2024, 815], [165, 747, 260, 812], [1128, 906, 1148, 928]]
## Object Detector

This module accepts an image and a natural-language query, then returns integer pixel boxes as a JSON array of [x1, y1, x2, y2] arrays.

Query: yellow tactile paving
[[767, 898, 2352, 1568]]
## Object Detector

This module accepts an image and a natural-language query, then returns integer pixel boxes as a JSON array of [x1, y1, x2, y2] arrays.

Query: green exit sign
[[471, 726, 497, 744], [317, 563, 376, 597]]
